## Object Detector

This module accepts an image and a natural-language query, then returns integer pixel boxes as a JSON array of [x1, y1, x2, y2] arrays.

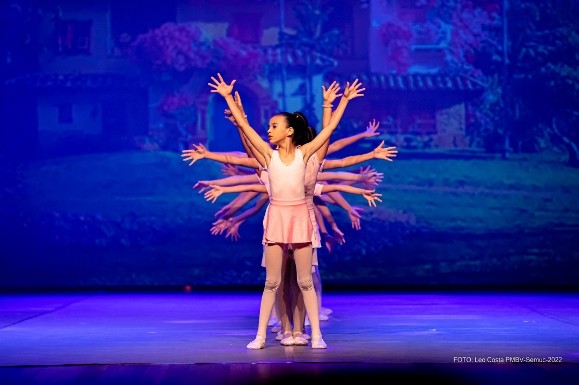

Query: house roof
[[327, 72, 486, 92], [261, 46, 337, 73], [5, 73, 145, 89]]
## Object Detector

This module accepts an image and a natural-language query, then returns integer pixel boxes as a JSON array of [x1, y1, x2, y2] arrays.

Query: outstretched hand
[[342, 79, 365, 101], [193, 180, 211, 193], [181, 143, 207, 166], [210, 218, 232, 235], [372, 141, 398, 161], [331, 223, 346, 245], [208, 73, 235, 98], [226, 221, 242, 241], [358, 165, 383, 190], [362, 190, 383, 207], [363, 119, 380, 138], [322, 81, 342, 104], [204, 185, 224, 203], [222, 163, 242, 177]]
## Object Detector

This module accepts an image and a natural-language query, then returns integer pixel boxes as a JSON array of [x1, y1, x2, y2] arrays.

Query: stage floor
[[1, 291, 578, 384]]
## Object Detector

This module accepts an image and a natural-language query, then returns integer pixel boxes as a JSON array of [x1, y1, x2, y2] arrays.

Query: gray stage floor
[[0, 291, 578, 384]]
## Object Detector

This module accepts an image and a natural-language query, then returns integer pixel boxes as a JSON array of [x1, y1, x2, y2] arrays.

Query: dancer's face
[[267, 115, 293, 145]]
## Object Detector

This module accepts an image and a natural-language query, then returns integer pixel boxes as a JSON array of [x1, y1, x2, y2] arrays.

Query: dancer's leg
[[312, 266, 328, 320], [277, 249, 295, 344], [293, 243, 326, 349], [247, 243, 284, 349]]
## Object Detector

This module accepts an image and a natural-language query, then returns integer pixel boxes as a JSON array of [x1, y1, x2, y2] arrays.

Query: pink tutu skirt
[[263, 199, 313, 245]]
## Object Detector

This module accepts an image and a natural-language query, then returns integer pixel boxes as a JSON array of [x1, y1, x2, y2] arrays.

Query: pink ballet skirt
[[263, 198, 313, 245]]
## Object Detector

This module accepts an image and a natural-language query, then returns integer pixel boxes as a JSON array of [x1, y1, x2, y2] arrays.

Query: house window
[[55, 20, 92, 55], [58, 103, 73, 124]]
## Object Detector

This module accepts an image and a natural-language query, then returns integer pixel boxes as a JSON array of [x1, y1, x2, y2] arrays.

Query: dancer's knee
[[264, 278, 281, 293], [297, 276, 314, 292]]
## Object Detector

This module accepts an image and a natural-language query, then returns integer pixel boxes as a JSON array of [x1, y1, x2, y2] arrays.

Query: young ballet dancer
[[183, 98, 397, 345], [206, 72, 367, 349]]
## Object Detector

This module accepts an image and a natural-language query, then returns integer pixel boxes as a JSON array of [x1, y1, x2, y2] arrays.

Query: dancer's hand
[[362, 119, 380, 138], [208, 73, 235, 98], [210, 218, 231, 235], [373, 141, 398, 161], [193, 180, 211, 193], [224, 92, 247, 126], [347, 207, 362, 230], [181, 143, 207, 165], [351, 205, 365, 217], [331, 223, 346, 244], [358, 166, 383, 190], [322, 81, 342, 105], [322, 233, 338, 253], [226, 221, 242, 241], [342, 79, 365, 101], [224, 109, 238, 127], [222, 164, 242, 177], [362, 190, 382, 207], [204, 185, 224, 203]]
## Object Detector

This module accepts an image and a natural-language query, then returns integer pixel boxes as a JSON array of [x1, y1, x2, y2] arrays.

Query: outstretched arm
[[182, 143, 261, 169], [317, 184, 382, 207], [325, 190, 364, 230], [209, 73, 272, 166], [193, 174, 261, 193], [224, 193, 270, 241], [323, 140, 398, 170], [204, 184, 268, 203], [314, 196, 346, 245], [215, 191, 259, 220], [327, 119, 381, 155]]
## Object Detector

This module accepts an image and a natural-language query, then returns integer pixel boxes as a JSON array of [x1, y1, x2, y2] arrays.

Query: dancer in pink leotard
[[208, 73, 364, 349]]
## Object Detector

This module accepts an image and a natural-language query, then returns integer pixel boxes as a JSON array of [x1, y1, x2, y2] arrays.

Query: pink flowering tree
[[378, 21, 414, 73], [128, 22, 265, 150], [129, 22, 213, 79]]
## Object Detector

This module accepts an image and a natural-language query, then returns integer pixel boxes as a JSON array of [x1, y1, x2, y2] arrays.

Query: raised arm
[[209, 73, 272, 166], [301, 79, 365, 162], [327, 119, 381, 155], [224, 91, 268, 167], [316, 81, 342, 159]]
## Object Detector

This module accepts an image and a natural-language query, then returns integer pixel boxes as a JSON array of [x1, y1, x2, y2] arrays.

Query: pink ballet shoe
[[246, 335, 265, 350], [280, 331, 295, 346], [321, 307, 333, 316], [311, 335, 327, 349], [292, 332, 308, 346]]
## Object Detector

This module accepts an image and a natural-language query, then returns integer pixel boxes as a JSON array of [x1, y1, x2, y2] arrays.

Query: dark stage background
[[1, 0, 577, 291]]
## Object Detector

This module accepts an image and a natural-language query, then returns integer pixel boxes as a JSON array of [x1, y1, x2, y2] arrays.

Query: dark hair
[[276, 111, 310, 146]]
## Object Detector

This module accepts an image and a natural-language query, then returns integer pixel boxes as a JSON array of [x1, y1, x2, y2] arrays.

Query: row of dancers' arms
[[181, 81, 397, 246]]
